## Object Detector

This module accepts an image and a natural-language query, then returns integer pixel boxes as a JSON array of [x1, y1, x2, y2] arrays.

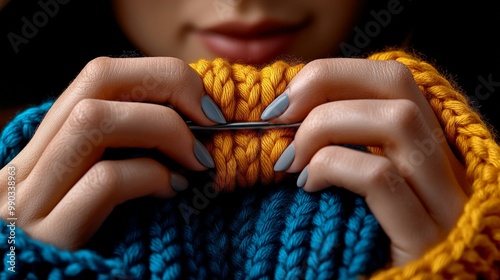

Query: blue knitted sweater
[[0, 101, 389, 279]]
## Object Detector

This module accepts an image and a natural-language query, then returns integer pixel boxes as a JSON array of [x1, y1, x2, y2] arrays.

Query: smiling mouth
[[196, 18, 311, 65]]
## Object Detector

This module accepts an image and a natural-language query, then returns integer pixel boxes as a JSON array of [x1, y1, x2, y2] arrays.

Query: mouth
[[196, 18, 310, 65]]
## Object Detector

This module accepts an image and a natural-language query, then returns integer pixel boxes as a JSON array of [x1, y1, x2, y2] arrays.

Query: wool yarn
[[1, 50, 500, 279], [0, 56, 388, 280], [367, 51, 500, 279], [189, 58, 303, 191]]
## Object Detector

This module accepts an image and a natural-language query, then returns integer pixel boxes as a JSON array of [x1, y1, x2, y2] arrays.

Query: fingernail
[[171, 172, 189, 192], [201, 95, 227, 124], [274, 143, 295, 172], [194, 139, 215, 168], [297, 165, 309, 188], [261, 90, 289, 121]]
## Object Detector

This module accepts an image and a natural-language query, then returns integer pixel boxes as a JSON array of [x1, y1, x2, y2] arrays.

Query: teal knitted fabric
[[0, 101, 390, 279]]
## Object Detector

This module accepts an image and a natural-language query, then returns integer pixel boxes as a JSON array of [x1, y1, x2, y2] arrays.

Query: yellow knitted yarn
[[189, 51, 500, 278], [190, 59, 304, 191], [366, 51, 500, 279]]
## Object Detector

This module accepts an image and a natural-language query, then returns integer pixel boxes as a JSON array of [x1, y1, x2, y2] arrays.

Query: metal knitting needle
[[186, 121, 302, 131]]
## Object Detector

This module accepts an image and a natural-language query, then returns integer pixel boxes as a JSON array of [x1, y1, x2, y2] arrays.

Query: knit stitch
[[369, 50, 500, 279], [191, 58, 302, 191], [1, 50, 500, 279]]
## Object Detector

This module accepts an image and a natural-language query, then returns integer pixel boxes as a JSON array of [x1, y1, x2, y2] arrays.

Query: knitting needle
[[186, 121, 302, 130]]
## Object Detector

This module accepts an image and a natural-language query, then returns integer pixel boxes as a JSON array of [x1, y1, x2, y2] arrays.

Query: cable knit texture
[[190, 58, 303, 191], [1, 50, 499, 279]]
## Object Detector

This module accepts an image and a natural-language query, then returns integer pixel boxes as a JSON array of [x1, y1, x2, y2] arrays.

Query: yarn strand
[[368, 50, 500, 279], [1, 50, 498, 279], [190, 59, 303, 191]]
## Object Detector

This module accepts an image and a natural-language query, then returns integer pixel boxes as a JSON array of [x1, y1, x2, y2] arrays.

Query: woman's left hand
[[261, 58, 469, 267]]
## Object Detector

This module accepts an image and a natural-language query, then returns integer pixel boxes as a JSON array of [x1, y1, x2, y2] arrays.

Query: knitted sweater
[[1, 50, 499, 279]]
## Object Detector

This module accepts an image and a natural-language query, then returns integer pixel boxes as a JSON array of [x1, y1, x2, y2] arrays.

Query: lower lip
[[198, 32, 298, 65]]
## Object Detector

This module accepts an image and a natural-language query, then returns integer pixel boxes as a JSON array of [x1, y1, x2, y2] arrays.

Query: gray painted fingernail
[[297, 165, 309, 188], [274, 144, 295, 172], [171, 172, 189, 192], [194, 139, 215, 168], [261, 90, 289, 121], [201, 95, 227, 124]]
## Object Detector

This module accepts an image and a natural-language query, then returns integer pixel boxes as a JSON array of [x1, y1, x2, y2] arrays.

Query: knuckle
[[162, 57, 200, 100], [308, 146, 339, 173], [387, 99, 422, 128], [301, 59, 330, 82], [79, 56, 113, 84], [84, 161, 122, 195], [300, 104, 328, 131], [384, 60, 416, 89], [366, 158, 397, 186], [310, 146, 334, 167], [163, 57, 195, 84], [67, 99, 106, 132], [164, 57, 190, 74], [303, 58, 325, 71], [150, 106, 186, 136], [307, 103, 327, 119], [161, 108, 185, 129]]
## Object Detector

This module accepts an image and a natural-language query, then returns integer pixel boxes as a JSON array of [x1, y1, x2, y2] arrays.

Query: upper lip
[[199, 18, 309, 38]]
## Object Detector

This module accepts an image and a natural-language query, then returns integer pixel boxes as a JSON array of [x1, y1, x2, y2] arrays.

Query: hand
[[265, 58, 469, 266], [0, 57, 220, 250]]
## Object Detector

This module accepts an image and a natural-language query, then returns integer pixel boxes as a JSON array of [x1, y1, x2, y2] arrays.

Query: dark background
[[1, 0, 499, 135]]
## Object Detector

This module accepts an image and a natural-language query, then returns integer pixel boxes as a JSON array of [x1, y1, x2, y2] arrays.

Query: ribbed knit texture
[[1, 50, 499, 279], [0, 178, 388, 279], [191, 58, 302, 191], [369, 51, 500, 279]]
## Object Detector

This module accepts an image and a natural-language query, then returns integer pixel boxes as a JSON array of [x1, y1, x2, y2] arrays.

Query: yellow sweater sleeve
[[367, 50, 500, 279]]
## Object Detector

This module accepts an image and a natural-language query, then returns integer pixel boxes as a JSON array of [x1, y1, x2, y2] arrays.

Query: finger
[[19, 99, 211, 218], [28, 158, 187, 250], [261, 58, 435, 126], [260, 57, 468, 195], [9, 57, 217, 179], [300, 145, 441, 261], [287, 99, 467, 228]]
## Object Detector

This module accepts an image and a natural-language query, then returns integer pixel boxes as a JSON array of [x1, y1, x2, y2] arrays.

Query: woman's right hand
[[0, 57, 221, 250]]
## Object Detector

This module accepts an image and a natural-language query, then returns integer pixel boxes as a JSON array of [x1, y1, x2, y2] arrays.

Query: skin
[[0, 0, 468, 267], [112, 0, 363, 63]]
